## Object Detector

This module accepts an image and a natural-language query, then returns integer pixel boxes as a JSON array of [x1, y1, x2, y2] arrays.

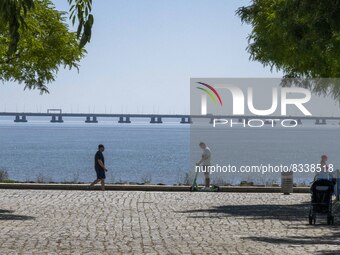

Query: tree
[[237, 0, 340, 99], [0, 0, 93, 56], [0, 0, 35, 57], [67, 0, 94, 48], [0, 0, 85, 93]]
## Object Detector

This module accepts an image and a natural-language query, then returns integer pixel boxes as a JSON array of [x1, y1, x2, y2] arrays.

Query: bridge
[[0, 112, 193, 124], [0, 111, 340, 125]]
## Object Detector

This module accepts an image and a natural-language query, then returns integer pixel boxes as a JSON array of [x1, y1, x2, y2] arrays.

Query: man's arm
[[196, 154, 207, 165], [97, 159, 107, 171]]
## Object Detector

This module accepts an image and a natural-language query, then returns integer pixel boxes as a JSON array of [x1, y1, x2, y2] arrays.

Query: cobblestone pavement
[[0, 190, 339, 255]]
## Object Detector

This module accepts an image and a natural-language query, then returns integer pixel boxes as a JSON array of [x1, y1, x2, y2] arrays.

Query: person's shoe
[[201, 187, 210, 191]]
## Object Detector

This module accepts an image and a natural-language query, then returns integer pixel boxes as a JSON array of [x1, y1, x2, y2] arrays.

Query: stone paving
[[0, 190, 339, 255]]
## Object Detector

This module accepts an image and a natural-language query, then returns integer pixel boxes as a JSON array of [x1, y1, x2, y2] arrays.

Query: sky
[[0, 0, 282, 114]]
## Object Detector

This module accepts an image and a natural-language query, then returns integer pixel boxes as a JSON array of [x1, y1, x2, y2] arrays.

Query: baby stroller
[[309, 179, 335, 225]]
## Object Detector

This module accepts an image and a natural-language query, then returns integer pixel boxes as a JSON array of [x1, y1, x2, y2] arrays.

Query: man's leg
[[203, 166, 210, 188], [90, 179, 100, 187], [204, 172, 210, 188], [100, 179, 105, 191]]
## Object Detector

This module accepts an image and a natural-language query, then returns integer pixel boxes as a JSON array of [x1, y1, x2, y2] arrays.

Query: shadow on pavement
[[177, 201, 340, 223], [177, 202, 311, 221], [243, 234, 340, 254], [178, 202, 340, 254], [244, 233, 340, 245], [0, 209, 35, 221], [315, 250, 340, 255]]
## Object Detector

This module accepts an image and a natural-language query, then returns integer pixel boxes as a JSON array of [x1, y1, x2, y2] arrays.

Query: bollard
[[281, 171, 293, 195]]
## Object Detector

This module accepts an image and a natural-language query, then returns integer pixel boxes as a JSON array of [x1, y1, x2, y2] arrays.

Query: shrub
[[141, 173, 152, 184], [0, 168, 9, 181]]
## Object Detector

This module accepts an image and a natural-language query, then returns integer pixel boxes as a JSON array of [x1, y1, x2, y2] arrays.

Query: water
[[0, 119, 189, 184], [190, 121, 340, 185], [1, 118, 340, 185]]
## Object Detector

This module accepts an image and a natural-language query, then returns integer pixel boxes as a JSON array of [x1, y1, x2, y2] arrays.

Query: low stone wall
[[0, 183, 311, 193]]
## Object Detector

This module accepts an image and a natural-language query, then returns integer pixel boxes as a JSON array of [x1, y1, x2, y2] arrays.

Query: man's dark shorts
[[95, 169, 106, 180]]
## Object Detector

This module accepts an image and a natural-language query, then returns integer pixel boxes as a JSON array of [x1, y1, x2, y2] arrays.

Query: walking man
[[196, 142, 211, 190], [90, 144, 107, 191]]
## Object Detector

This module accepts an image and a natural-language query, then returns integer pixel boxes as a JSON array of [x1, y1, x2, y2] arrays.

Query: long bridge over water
[[0, 111, 340, 125]]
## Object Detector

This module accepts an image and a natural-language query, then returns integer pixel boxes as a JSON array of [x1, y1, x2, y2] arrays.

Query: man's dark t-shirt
[[95, 151, 105, 171]]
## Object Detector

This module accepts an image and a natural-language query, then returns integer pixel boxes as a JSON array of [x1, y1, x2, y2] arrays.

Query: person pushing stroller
[[314, 155, 333, 181], [309, 154, 335, 225]]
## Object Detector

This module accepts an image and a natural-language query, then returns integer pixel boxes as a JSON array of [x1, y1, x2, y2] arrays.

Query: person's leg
[[90, 179, 100, 187], [100, 179, 105, 191], [203, 166, 210, 188], [205, 173, 210, 188], [90, 170, 101, 187]]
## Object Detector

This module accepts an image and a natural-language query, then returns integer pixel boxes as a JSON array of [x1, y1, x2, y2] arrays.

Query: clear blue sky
[[1, 0, 282, 114]]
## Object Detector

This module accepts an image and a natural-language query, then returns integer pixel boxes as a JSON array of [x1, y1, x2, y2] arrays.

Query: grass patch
[[0, 180, 17, 183]]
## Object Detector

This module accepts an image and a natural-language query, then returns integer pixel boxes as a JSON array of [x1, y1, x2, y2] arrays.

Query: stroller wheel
[[214, 185, 220, 192], [313, 216, 316, 225], [327, 216, 331, 225], [308, 216, 313, 225], [331, 216, 335, 225]]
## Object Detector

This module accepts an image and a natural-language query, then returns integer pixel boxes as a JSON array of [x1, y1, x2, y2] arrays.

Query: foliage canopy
[[0, 0, 85, 93], [237, 0, 340, 99]]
